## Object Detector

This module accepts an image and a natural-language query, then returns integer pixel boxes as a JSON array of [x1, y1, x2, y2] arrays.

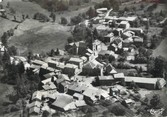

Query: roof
[[69, 57, 83, 63], [32, 91, 42, 101], [124, 76, 165, 84], [41, 77, 57, 84], [73, 93, 84, 98], [58, 74, 70, 81], [98, 50, 115, 56], [32, 60, 46, 66], [75, 100, 87, 107], [28, 101, 42, 108], [133, 36, 144, 42], [29, 106, 40, 114], [51, 94, 74, 110], [43, 72, 56, 79], [105, 32, 114, 38], [68, 83, 87, 93], [14, 56, 27, 62], [81, 56, 87, 62], [114, 73, 125, 79], [42, 82, 57, 90], [126, 76, 153, 83], [83, 87, 99, 101], [105, 16, 137, 22], [65, 64, 78, 69], [106, 64, 117, 74], [98, 75, 114, 80], [113, 38, 122, 45]]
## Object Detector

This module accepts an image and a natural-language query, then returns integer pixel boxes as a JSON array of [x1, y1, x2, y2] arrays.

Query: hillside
[[9, 19, 72, 55]]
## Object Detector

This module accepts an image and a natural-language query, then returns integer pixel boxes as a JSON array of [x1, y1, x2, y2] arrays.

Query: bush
[[60, 17, 68, 25], [33, 12, 50, 22], [110, 105, 126, 116]]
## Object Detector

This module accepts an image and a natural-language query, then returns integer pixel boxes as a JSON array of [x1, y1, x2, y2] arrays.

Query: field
[[0, 0, 100, 55], [0, 17, 18, 37], [9, 19, 72, 55]]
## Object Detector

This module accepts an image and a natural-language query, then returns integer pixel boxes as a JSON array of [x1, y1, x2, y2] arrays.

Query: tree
[[60, 17, 68, 25], [1, 32, 9, 47], [18, 62, 25, 76], [161, 26, 167, 36], [86, 7, 97, 19], [50, 12, 56, 22], [70, 15, 83, 25], [8, 46, 17, 56], [110, 105, 126, 116], [50, 49, 55, 57], [153, 57, 165, 77], [150, 94, 161, 109], [33, 12, 50, 22]]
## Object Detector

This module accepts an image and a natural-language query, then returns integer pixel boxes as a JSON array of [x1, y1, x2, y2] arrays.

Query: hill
[[9, 19, 72, 55]]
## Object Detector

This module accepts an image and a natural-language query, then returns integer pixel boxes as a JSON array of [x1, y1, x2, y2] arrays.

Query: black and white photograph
[[0, 0, 167, 116]]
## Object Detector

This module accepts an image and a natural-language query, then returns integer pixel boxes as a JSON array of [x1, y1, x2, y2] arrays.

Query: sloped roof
[[114, 73, 125, 79], [98, 75, 114, 80], [32, 91, 42, 101], [51, 94, 74, 110]]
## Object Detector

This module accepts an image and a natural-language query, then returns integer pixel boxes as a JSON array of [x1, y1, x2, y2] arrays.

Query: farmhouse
[[96, 75, 115, 86], [68, 57, 84, 69], [51, 94, 76, 111]]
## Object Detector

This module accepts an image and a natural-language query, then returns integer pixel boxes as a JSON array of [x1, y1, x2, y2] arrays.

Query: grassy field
[[9, 19, 72, 55], [0, 17, 18, 37]]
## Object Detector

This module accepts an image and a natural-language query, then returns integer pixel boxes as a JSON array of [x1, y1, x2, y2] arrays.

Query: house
[[108, 37, 123, 52], [126, 28, 143, 36], [68, 57, 84, 69], [104, 32, 114, 43], [96, 75, 115, 86], [83, 87, 110, 103], [113, 73, 125, 83], [32, 60, 47, 66], [32, 91, 42, 101], [85, 48, 94, 61], [124, 76, 166, 90], [57, 81, 69, 93], [83, 87, 99, 103], [39, 66, 60, 79], [92, 40, 102, 56], [29, 106, 40, 115], [82, 60, 104, 76], [74, 100, 87, 107], [43, 72, 56, 79], [118, 21, 130, 30], [48, 60, 58, 69], [122, 31, 135, 39], [96, 8, 108, 14], [42, 81, 57, 91], [133, 36, 144, 46], [28, 101, 42, 108], [73, 93, 84, 100], [63, 64, 79, 76], [51, 94, 76, 111], [67, 83, 87, 95]]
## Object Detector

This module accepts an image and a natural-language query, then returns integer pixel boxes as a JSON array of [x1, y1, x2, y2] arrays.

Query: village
[[0, 0, 167, 117]]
